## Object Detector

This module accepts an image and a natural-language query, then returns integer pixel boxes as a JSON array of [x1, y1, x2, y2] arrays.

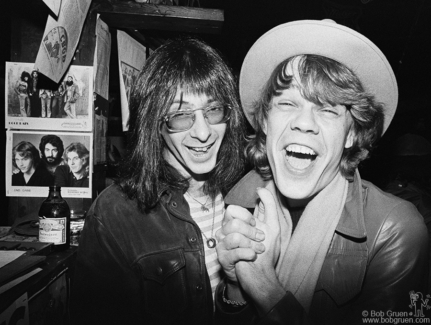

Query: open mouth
[[285, 144, 317, 170], [187, 143, 214, 155]]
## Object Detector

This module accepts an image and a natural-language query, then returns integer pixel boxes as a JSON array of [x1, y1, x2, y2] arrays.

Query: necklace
[[201, 203, 217, 248], [186, 191, 210, 212], [186, 192, 217, 248]]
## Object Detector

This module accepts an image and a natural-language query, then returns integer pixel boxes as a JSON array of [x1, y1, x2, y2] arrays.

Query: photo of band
[[5, 62, 93, 132], [6, 130, 93, 198]]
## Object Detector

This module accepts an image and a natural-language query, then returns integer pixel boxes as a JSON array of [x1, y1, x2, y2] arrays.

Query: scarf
[[265, 171, 348, 312]]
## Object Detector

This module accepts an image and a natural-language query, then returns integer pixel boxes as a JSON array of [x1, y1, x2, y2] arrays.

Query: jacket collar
[[224, 169, 367, 239], [337, 169, 367, 239]]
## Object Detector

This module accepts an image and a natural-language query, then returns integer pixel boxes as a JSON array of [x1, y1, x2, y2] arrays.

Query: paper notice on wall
[[43, 0, 62, 17], [34, 0, 92, 83], [117, 31, 146, 131], [93, 17, 111, 101]]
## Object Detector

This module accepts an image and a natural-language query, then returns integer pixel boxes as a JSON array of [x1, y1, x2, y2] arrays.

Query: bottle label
[[39, 218, 67, 245]]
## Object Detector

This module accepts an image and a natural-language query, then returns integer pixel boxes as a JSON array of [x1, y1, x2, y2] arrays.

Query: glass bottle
[[38, 186, 71, 251]]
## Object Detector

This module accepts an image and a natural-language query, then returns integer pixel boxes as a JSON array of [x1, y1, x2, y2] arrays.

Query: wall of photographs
[[5, 62, 94, 198]]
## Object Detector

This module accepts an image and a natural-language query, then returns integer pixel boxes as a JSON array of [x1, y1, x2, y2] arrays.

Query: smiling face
[[15, 153, 34, 175], [67, 151, 84, 175], [161, 91, 227, 179], [265, 61, 354, 204]]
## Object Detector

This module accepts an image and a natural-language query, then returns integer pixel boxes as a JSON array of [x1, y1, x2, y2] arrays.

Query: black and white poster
[[6, 130, 92, 198], [5, 62, 93, 132]]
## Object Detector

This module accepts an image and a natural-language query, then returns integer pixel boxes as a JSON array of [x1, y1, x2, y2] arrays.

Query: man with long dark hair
[[71, 37, 246, 325], [28, 70, 41, 117], [15, 71, 31, 117], [39, 134, 65, 176]]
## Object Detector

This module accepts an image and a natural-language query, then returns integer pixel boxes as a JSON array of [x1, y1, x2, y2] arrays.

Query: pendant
[[201, 205, 209, 212], [207, 238, 217, 248]]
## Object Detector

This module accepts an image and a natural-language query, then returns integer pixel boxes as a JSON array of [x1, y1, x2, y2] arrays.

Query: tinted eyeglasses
[[161, 104, 232, 132]]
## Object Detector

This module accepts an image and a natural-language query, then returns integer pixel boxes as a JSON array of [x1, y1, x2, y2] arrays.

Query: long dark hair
[[20, 71, 31, 82], [248, 54, 384, 180], [117, 37, 246, 211], [39, 135, 65, 159]]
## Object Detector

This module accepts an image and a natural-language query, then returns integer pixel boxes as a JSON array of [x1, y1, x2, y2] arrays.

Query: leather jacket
[[71, 185, 214, 325], [215, 170, 428, 324]]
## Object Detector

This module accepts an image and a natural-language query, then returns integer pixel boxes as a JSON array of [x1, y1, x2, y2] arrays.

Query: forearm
[[236, 262, 285, 316], [215, 278, 306, 325], [214, 279, 255, 325]]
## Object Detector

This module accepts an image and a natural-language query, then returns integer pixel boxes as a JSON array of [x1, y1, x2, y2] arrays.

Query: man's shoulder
[[88, 184, 138, 222], [364, 179, 418, 211], [55, 164, 69, 172], [362, 179, 425, 230], [36, 165, 54, 176], [93, 184, 128, 205]]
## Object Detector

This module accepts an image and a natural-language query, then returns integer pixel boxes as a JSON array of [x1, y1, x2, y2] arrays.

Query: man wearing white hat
[[214, 20, 428, 324]]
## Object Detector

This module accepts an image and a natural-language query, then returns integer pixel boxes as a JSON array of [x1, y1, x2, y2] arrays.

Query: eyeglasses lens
[[167, 112, 194, 131], [167, 105, 230, 131]]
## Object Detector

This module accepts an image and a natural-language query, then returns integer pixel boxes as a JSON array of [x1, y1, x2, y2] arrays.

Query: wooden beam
[[125, 29, 165, 50], [94, 2, 224, 34]]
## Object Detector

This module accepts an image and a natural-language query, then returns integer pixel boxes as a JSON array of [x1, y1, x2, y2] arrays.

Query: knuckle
[[231, 218, 246, 231], [230, 232, 243, 245]]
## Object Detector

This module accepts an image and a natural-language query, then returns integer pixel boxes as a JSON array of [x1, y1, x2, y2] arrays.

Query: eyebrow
[[170, 98, 217, 109]]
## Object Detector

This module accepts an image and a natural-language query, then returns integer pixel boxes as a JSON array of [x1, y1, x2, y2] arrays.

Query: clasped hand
[[216, 188, 283, 311]]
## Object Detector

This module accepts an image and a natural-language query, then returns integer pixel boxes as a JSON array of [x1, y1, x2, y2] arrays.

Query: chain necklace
[[185, 191, 210, 212], [186, 192, 217, 248]]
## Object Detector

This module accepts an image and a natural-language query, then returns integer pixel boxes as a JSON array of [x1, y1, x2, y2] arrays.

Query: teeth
[[190, 145, 210, 152], [286, 144, 316, 155], [285, 144, 316, 170]]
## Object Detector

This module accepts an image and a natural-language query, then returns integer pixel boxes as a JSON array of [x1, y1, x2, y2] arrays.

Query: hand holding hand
[[216, 204, 266, 283], [235, 188, 284, 314]]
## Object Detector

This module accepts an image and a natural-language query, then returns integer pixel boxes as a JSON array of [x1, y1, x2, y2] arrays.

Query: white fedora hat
[[240, 19, 398, 134]]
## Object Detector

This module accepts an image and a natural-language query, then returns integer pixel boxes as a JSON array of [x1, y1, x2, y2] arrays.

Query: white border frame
[[6, 130, 93, 198], [5, 62, 93, 132]]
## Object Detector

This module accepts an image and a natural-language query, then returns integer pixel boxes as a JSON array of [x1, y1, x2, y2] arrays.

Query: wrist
[[224, 281, 248, 306]]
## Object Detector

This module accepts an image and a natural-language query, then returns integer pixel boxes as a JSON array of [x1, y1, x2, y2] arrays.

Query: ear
[[344, 127, 355, 149]]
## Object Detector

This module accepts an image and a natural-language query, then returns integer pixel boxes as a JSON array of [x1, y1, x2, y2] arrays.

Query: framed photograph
[[5, 62, 93, 132], [6, 130, 93, 198]]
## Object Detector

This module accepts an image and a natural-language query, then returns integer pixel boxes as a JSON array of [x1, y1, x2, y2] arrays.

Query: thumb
[[255, 188, 279, 230]]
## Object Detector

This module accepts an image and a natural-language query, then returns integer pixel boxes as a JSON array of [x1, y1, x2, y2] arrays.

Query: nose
[[290, 105, 319, 134], [190, 111, 211, 142]]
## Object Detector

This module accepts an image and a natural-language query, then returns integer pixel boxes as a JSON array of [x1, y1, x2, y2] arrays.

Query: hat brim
[[239, 20, 398, 134]]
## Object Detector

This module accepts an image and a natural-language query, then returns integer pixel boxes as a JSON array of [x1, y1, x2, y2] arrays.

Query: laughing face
[[265, 66, 354, 204], [161, 91, 227, 178]]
